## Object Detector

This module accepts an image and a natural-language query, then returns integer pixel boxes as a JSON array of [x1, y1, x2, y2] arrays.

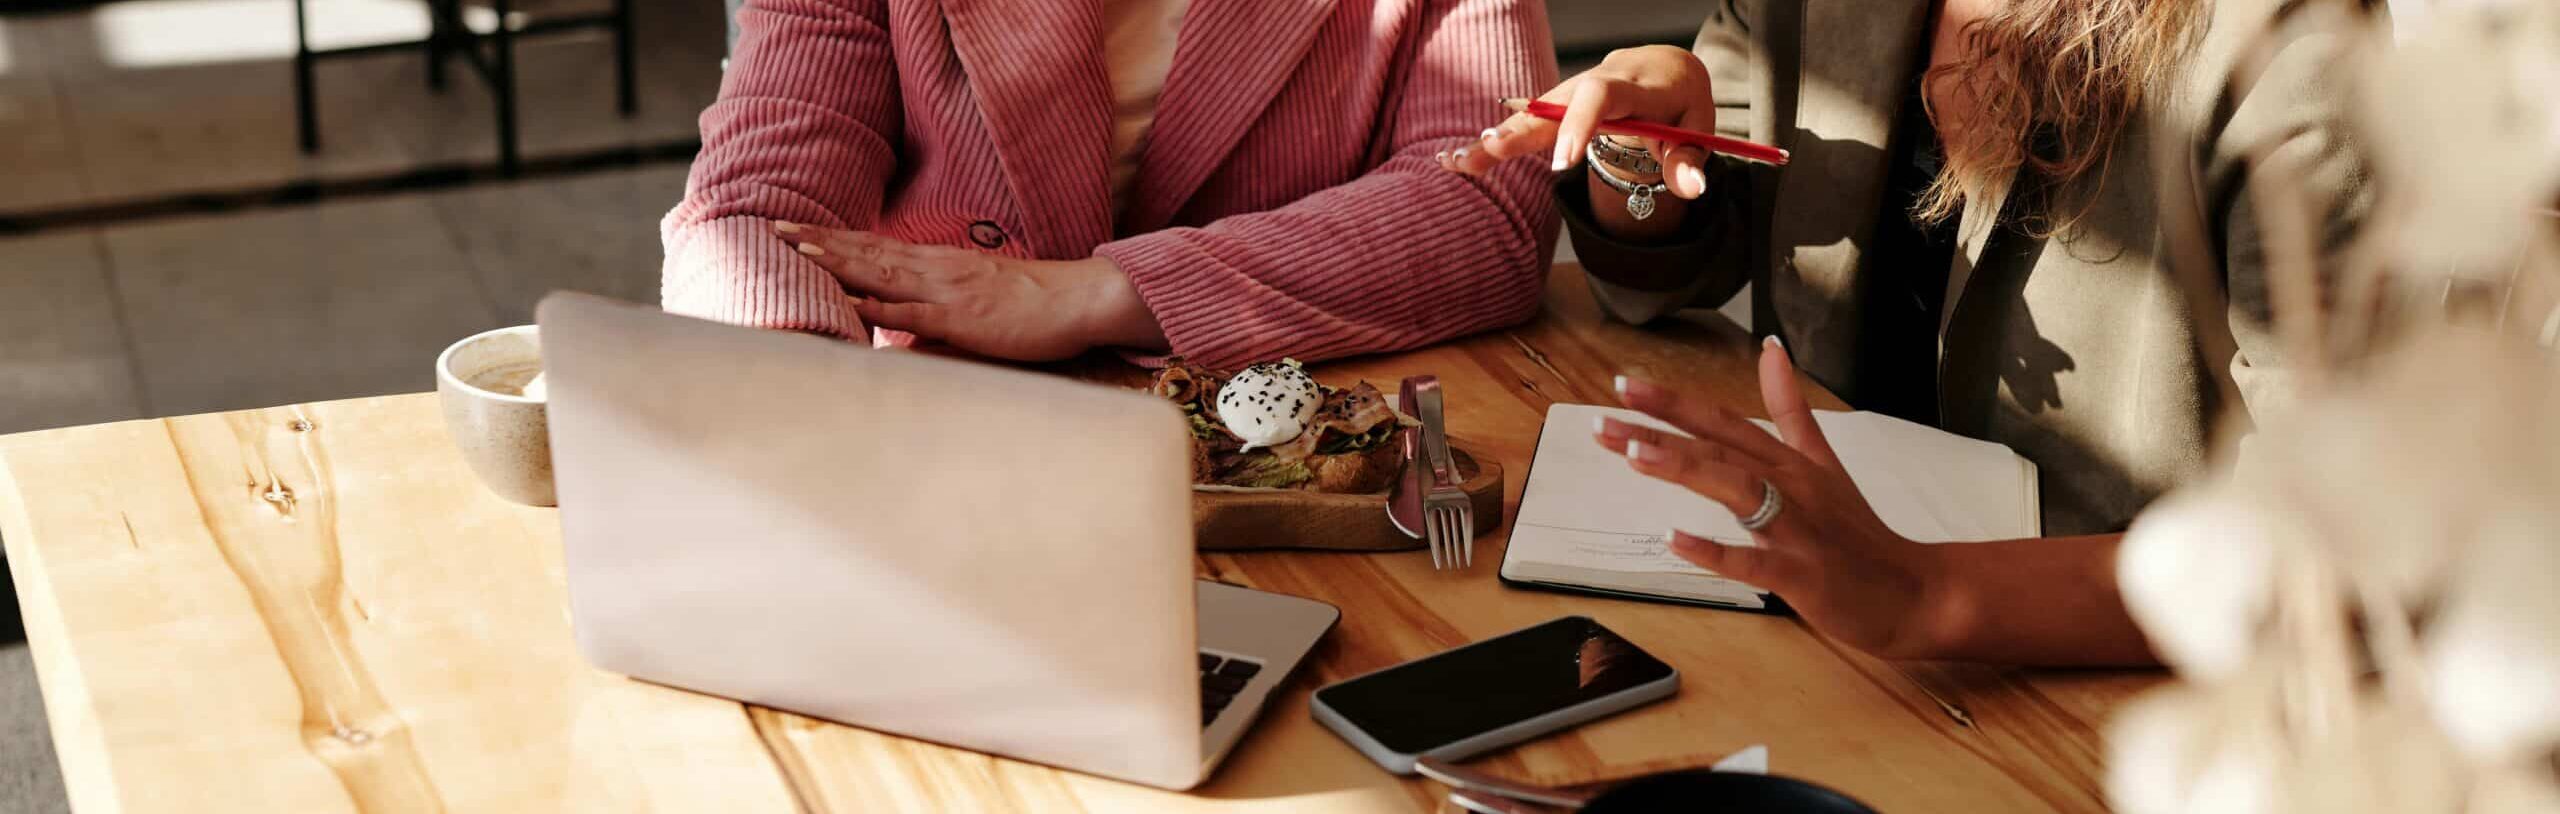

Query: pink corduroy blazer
[[661, 0, 1561, 366]]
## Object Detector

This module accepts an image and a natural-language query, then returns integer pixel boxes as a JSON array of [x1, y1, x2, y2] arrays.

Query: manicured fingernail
[[796, 242, 825, 256], [1616, 375, 1658, 400], [773, 221, 800, 234], [1453, 147, 1472, 161], [1435, 149, 1450, 163], [1678, 165, 1707, 195], [1479, 127, 1502, 142], [1551, 153, 1570, 172], [1625, 438, 1668, 465], [1765, 335, 1786, 353], [1592, 415, 1610, 436]]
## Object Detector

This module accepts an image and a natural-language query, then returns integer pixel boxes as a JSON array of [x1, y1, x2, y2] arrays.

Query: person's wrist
[[1583, 136, 1694, 242], [1891, 543, 1973, 660], [1065, 256, 1167, 351], [1586, 163, 1690, 243]]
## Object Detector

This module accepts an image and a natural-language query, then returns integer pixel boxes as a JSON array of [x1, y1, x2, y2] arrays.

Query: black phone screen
[[1315, 616, 1674, 754]]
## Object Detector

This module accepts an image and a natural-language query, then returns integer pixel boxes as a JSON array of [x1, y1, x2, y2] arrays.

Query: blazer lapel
[[1938, 171, 2018, 337], [1118, 0, 1340, 234], [943, 0, 1117, 254], [1756, 0, 1929, 399]]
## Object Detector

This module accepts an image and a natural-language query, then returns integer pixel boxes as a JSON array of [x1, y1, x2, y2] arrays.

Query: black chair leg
[[424, 0, 448, 92], [612, 0, 637, 117], [293, 0, 320, 153], [492, 0, 521, 176]]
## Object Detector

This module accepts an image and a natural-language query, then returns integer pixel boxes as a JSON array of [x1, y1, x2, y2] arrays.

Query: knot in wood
[[260, 484, 297, 516]]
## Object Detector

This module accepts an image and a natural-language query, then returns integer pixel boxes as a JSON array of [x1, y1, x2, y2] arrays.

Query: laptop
[[536, 292, 1339, 790]]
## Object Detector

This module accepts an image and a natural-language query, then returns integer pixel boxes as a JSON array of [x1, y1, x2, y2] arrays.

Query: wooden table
[[0, 266, 2160, 813]]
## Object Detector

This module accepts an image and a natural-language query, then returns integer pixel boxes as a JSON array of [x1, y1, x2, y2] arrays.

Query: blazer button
[[967, 221, 1007, 250]]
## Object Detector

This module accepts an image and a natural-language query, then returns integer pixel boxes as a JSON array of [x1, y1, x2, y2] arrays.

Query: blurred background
[[0, 0, 1712, 809]]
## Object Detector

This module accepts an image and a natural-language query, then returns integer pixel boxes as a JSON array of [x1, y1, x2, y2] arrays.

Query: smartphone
[[1310, 616, 1678, 774]]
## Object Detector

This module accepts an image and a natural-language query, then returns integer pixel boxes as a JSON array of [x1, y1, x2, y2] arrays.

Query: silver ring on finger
[[1737, 479, 1783, 532]]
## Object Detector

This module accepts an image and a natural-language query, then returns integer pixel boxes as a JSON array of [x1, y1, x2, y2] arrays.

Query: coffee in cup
[[436, 325, 555, 506]]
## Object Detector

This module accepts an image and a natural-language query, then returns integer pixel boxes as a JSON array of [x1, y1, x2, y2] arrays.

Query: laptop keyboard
[[1197, 652, 1263, 726]]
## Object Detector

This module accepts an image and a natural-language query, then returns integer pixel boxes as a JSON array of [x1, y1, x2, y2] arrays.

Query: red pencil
[[1499, 98, 1790, 167]]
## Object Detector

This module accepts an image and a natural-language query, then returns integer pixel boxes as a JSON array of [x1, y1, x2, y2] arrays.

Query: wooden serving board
[[1192, 440, 1503, 552]]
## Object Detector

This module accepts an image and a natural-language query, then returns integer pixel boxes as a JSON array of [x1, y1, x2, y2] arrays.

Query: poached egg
[[1215, 361, 1323, 451]]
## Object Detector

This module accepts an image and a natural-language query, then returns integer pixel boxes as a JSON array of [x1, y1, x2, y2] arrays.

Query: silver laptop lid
[[537, 293, 1204, 789]]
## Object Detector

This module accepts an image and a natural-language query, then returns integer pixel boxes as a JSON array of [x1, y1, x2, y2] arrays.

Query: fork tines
[[1426, 492, 1472, 570]]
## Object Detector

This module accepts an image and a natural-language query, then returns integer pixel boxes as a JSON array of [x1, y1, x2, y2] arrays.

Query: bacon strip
[[1319, 381, 1398, 436], [1266, 381, 1396, 461], [1153, 364, 1201, 404]]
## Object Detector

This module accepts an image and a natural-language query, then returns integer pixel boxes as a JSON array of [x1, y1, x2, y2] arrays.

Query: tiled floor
[[0, 231, 143, 433], [0, 647, 58, 814], [2, 163, 686, 432], [0, 0, 722, 430], [0, 0, 721, 218]]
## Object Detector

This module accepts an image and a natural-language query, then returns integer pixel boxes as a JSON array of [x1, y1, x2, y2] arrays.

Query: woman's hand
[[775, 222, 1166, 361], [1595, 338, 1958, 658], [1439, 44, 1719, 199]]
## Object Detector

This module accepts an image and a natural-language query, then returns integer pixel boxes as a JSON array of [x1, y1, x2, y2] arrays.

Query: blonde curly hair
[[1916, 0, 2208, 235]]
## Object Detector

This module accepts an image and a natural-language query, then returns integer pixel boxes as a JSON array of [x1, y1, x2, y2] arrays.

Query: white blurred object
[[2355, 2, 2560, 274], [2422, 517, 2560, 763], [2110, 332, 2560, 814], [1710, 744, 1769, 775], [2108, 688, 2278, 814], [2112, 1, 2560, 812], [2117, 491, 2281, 681]]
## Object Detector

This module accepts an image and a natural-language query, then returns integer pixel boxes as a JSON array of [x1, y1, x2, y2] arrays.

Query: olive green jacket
[[1566, 0, 2366, 535]]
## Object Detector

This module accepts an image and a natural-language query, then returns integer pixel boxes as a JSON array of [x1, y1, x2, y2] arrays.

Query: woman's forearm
[[662, 0, 901, 337], [1909, 533, 2160, 666]]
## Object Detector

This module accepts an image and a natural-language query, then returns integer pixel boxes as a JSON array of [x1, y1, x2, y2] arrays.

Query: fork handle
[[1414, 381, 1457, 484]]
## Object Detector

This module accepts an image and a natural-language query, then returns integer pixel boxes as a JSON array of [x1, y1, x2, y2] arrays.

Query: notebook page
[[1509, 404, 1754, 574], [1817, 411, 2041, 542], [1509, 404, 2040, 580]]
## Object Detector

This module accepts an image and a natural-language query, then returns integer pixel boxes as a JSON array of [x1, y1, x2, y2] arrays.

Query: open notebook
[[1500, 403, 2042, 611]]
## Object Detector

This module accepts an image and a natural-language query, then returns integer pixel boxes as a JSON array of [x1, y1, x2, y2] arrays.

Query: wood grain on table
[[0, 265, 2159, 813]]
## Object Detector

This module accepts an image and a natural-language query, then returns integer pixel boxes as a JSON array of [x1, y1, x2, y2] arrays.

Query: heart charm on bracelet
[[1586, 140, 1669, 222]]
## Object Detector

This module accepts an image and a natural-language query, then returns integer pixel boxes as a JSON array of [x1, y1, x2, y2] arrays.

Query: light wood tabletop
[[0, 265, 2160, 813]]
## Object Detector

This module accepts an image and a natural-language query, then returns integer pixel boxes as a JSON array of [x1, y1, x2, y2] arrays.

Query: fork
[[1402, 376, 1474, 569]]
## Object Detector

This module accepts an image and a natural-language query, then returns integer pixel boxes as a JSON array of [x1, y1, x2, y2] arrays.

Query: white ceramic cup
[[436, 325, 554, 506]]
